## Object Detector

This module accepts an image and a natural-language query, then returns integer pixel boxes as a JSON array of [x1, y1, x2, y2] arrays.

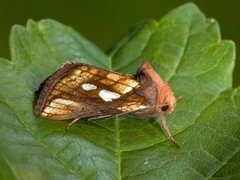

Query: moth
[[35, 61, 179, 146]]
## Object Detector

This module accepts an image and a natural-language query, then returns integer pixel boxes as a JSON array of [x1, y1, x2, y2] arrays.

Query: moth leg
[[159, 112, 180, 148], [65, 118, 80, 131], [87, 115, 113, 121]]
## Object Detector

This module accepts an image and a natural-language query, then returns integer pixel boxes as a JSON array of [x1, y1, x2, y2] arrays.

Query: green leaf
[[0, 3, 239, 179]]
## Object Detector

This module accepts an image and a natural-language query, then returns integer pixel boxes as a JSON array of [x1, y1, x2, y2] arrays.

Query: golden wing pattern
[[35, 63, 150, 120], [35, 61, 179, 147]]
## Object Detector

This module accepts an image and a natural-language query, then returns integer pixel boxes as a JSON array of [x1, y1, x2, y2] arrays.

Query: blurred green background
[[0, 0, 239, 86]]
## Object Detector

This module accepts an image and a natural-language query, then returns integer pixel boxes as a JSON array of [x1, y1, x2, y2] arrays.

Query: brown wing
[[34, 62, 150, 120]]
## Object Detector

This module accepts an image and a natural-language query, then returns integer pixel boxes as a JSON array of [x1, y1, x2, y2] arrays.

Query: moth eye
[[161, 105, 169, 112]]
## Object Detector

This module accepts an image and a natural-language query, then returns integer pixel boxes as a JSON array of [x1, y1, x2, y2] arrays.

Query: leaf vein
[[0, 94, 83, 178]]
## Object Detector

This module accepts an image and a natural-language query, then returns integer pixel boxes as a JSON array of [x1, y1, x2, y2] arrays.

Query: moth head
[[159, 83, 176, 115], [137, 61, 176, 115]]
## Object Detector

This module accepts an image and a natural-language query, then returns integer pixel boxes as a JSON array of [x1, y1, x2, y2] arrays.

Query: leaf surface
[[0, 3, 239, 180]]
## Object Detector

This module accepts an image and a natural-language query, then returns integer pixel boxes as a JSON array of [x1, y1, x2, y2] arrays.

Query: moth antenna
[[87, 115, 113, 121], [107, 104, 169, 117], [158, 112, 180, 148], [65, 118, 80, 131]]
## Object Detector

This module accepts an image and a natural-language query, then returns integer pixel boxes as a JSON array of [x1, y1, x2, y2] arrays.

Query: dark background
[[0, 0, 239, 86]]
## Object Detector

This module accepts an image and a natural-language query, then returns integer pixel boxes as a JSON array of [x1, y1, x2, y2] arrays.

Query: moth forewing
[[35, 61, 178, 146]]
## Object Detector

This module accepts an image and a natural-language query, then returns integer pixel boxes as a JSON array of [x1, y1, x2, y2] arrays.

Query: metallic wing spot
[[98, 90, 121, 102], [49, 101, 78, 109], [106, 73, 121, 81], [76, 77, 84, 83], [43, 107, 54, 113], [70, 75, 77, 80], [61, 77, 71, 84], [81, 72, 93, 79], [119, 79, 139, 87], [81, 66, 88, 71], [122, 86, 133, 94], [113, 83, 133, 94], [89, 68, 98, 74], [53, 98, 77, 106], [139, 105, 147, 109], [67, 81, 79, 88], [100, 79, 114, 85], [43, 106, 71, 114], [54, 83, 73, 94], [81, 83, 97, 91], [51, 90, 61, 96], [41, 112, 48, 117], [117, 103, 147, 111], [74, 70, 82, 75]]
